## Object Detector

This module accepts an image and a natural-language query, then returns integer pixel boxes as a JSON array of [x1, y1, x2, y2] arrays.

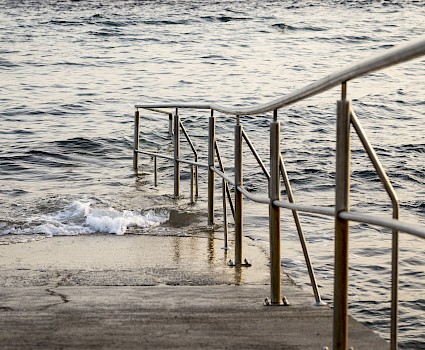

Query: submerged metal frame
[[133, 36, 425, 350]]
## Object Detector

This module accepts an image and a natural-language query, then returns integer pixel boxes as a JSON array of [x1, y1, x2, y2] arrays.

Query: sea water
[[0, 0, 424, 348]]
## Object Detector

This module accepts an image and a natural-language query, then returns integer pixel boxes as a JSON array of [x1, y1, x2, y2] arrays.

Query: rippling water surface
[[0, 0, 424, 348]]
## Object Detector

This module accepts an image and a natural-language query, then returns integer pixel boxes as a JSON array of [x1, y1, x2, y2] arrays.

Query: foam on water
[[1, 201, 169, 236]]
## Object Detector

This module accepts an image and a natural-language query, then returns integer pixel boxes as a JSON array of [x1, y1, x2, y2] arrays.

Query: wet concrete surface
[[0, 234, 389, 349]]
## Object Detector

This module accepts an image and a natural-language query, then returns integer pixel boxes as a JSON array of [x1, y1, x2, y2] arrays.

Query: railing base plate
[[263, 296, 290, 306], [228, 259, 252, 267]]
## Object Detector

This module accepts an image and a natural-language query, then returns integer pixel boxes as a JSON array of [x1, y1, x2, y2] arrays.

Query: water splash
[[1, 201, 169, 236]]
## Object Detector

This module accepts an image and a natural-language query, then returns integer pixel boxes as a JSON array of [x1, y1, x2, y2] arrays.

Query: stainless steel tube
[[154, 156, 158, 187], [133, 110, 140, 171], [234, 115, 243, 265], [333, 96, 351, 350], [215, 140, 235, 219], [390, 210, 400, 350], [208, 110, 215, 226], [179, 119, 199, 200], [279, 155, 323, 305], [242, 129, 270, 180], [350, 109, 400, 349], [195, 157, 199, 198], [168, 113, 173, 138], [222, 179, 229, 250], [173, 108, 180, 197], [190, 164, 194, 203], [269, 110, 282, 305]]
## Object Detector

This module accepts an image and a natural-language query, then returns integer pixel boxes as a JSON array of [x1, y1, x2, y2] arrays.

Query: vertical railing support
[[222, 179, 229, 250], [169, 113, 174, 138], [133, 109, 140, 171], [173, 108, 180, 197], [215, 141, 235, 219], [333, 83, 351, 350], [279, 154, 323, 305], [195, 156, 199, 198], [208, 110, 215, 227], [234, 115, 243, 265], [350, 108, 400, 349], [154, 156, 158, 187], [391, 204, 400, 350], [190, 164, 194, 204], [269, 109, 283, 305]]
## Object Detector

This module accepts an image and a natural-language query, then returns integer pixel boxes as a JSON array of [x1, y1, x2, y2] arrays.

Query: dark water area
[[0, 0, 424, 348]]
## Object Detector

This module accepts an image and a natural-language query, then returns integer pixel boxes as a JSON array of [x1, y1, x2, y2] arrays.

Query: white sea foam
[[84, 207, 168, 235], [2, 201, 169, 236]]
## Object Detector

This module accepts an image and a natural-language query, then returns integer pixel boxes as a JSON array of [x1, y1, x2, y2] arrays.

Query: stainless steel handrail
[[179, 120, 199, 197], [211, 167, 234, 186], [138, 148, 425, 240], [236, 185, 270, 205], [134, 36, 425, 350], [273, 200, 335, 217], [242, 129, 270, 180], [139, 150, 208, 169], [214, 141, 235, 219], [223, 123, 325, 294], [279, 154, 323, 305], [339, 211, 425, 240], [349, 106, 401, 347]]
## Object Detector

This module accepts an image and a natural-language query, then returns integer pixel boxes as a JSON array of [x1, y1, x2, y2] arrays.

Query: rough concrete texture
[[0, 234, 389, 349]]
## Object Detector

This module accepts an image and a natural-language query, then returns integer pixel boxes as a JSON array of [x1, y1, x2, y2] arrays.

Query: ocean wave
[[0, 201, 169, 236], [272, 23, 327, 32], [0, 58, 20, 69], [0, 189, 28, 197], [47, 19, 84, 26], [88, 29, 125, 37], [200, 15, 251, 23], [142, 19, 194, 26], [0, 157, 30, 174], [405, 201, 425, 213], [54, 137, 129, 158], [395, 143, 425, 154]]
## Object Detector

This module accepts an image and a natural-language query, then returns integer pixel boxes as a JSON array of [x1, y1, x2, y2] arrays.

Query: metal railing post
[[222, 179, 229, 250], [333, 83, 351, 350], [269, 109, 283, 305], [195, 157, 199, 198], [390, 205, 400, 350], [169, 113, 174, 138], [173, 108, 180, 197], [279, 154, 323, 305], [208, 110, 215, 226], [234, 115, 243, 265], [190, 164, 194, 204], [154, 156, 158, 187], [350, 108, 400, 349], [215, 141, 235, 219], [179, 120, 199, 201], [133, 109, 140, 171]]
